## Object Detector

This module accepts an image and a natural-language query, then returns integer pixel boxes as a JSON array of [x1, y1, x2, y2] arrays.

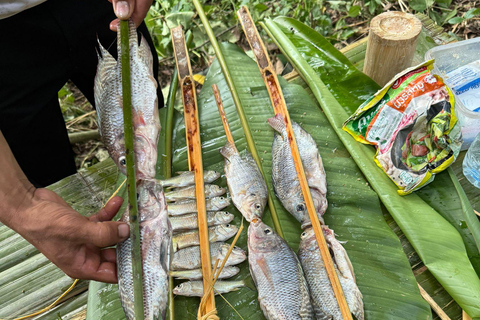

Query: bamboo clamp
[[237, 6, 353, 320]]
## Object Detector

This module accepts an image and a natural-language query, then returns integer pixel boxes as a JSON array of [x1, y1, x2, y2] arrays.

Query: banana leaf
[[263, 16, 480, 318]]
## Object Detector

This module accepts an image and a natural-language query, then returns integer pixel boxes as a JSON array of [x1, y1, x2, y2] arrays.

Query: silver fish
[[298, 227, 364, 320], [94, 20, 159, 179], [248, 220, 313, 320], [117, 179, 172, 320], [220, 142, 268, 222], [168, 197, 230, 216], [169, 211, 234, 232], [170, 266, 240, 280], [165, 184, 226, 201], [160, 171, 221, 188], [173, 280, 245, 297], [172, 224, 238, 251], [171, 242, 246, 270], [268, 114, 328, 229]]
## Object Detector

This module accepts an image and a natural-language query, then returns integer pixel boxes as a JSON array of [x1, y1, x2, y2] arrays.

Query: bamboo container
[[363, 11, 422, 86]]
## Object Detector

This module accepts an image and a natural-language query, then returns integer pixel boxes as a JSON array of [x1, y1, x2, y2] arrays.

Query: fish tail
[[219, 142, 238, 159], [243, 276, 256, 291], [267, 113, 287, 135]]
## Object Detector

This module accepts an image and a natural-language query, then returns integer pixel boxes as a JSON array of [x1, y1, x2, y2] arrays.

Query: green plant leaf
[[464, 8, 480, 20], [448, 16, 464, 24], [264, 16, 480, 318], [348, 5, 361, 17], [410, 0, 428, 12]]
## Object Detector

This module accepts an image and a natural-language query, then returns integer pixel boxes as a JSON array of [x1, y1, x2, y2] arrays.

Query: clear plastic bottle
[[463, 131, 480, 188]]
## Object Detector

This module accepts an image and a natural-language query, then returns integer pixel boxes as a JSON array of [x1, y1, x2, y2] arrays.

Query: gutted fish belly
[[170, 266, 240, 280], [248, 220, 313, 320], [172, 224, 238, 251], [94, 19, 159, 180], [167, 196, 230, 216], [298, 227, 364, 320], [117, 179, 172, 320], [171, 242, 246, 270], [268, 114, 328, 229], [173, 280, 245, 297], [169, 211, 234, 232], [165, 184, 226, 201], [220, 142, 268, 222], [160, 170, 221, 188]]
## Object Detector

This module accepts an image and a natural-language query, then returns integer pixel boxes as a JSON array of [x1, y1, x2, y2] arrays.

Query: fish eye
[[264, 228, 271, 234], [301, 231, 307, 237], [255, 203, 261, 210], [119, 156, 126, 166], [296, 204, 305, 212], [219, 197, 224, 200]]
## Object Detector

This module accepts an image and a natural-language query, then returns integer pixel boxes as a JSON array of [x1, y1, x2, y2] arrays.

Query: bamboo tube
[[237, 6, 352, 320], [120, 20, 144, 320], [417, 283, 451, 320], [170, 25, 216, 317], [363, 11, 422, 86]]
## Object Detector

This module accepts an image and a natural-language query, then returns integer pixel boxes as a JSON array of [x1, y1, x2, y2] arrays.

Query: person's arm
[[0, 131, 129, 283], [108, 0, 153, 31]]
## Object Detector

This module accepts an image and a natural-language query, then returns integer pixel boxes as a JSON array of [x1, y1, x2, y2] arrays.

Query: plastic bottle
[[463, 131, 480, 188]]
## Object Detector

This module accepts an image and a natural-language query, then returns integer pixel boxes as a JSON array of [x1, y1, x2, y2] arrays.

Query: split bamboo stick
[[417, 283, 451, 320], [463, 310, 473, 320], [212, 84, 236, 148], [237, 6, 352, 320], [171, 25, 216, 318]]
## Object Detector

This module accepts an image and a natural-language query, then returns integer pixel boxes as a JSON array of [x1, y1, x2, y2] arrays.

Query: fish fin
[[219, 142, 238, 159], [267, 113, 287, 135], [255, 258, 273, 283]]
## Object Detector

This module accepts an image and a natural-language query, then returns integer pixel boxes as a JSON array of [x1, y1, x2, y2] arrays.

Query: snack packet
[[343, 61, 462, 195]]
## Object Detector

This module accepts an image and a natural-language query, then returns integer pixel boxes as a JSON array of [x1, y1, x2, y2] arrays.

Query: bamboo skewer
[[237, 6, 352, 320], [463, 310, 473, 320], [212, 84, 236, 148], [417, 283, 451, 320], [171, 25, 216, 318]]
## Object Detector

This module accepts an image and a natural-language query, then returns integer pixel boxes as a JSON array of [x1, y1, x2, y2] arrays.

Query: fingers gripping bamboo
[[237, 6, 352, 320], [171, 25, 216, 317]]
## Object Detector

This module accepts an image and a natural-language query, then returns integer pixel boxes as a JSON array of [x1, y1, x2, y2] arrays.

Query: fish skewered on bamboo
[[165, 184, 226, 201], [168, 196, 230, 216], [248, 219, 313, 319], [173, 280, 246, 297], [268, 114, 328, 229], [298, 227, 364, 320], [169, 211, 234, 232], [220, 142, 268, 222], [171, 242, 246, 270], [160, 170, 221, 188], [172, 224, 238, 251], [170, 266, 241, 280]]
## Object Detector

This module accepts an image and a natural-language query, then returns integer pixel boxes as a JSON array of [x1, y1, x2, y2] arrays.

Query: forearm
[[0, 130, 35, 231]]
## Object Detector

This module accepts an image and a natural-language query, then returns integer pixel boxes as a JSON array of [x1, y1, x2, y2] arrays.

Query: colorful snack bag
[[343, 61, 463, 195]]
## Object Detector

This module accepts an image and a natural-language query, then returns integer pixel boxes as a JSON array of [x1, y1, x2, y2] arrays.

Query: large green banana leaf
[[263, 16, 480, 318]]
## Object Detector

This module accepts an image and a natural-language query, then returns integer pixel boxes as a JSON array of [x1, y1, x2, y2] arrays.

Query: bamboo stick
[[212, 84, 235, 148], [120, 20, 144, 320], [463, 310, 473, 320], [171, 25, 216, 317], [237, 6, 352, 320], [192, 0, 284, 239], [417, 283, 451, 320]]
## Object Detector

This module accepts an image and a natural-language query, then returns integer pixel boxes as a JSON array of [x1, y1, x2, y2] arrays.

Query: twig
[[68, 130, 100, 144], [417, 283, 451, 320], [66, 110, 96, 128]]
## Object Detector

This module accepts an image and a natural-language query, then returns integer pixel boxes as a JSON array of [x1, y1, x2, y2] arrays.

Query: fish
[[165, 184, 226, 201], [94, 20, 159, 179], [268, 114, 328, 229], [170, 266, 240, 280], [160, 170, 221, 188], [220, 142, 268, 222], [248, 220, 313, 320], [298, 226, 364, 320], [167, 197, 230, 216], [172, 224, 238, 251], [173, 280, 245, 297], [169, 211, 234, 232], [171, 242, 246, 270], [117, 179, 172, 320]]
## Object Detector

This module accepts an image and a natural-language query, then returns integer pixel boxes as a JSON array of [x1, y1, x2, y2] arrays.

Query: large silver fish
[[298, 227, 364, 320], [220, 142, 268, 222], [248, 220, 313, 320], [94, 20, 159, 180], [117, 179, 172, 320], [171, 242, 246, 270], [268, 114, 328, 229]]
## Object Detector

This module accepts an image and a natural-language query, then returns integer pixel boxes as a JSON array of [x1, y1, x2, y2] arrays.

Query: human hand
[[15, 189, 129, 283], [108, 0, 154, 31]]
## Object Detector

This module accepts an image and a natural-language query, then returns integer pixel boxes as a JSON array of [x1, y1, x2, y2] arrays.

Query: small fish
[[248, 220, 313, 320], [173, 280, 245, 297], [160, 171, 221, 188], [298, 227, 364, 320], [172, 224, 238, 251], [171, 242, 246, 270], [170, 266, 240, 280], [169, 211, 234, 232], [168, 197, 230, 216], [268, 114, 328, 229], [117, 179, 171, 320], [220, 142, 268, 222], [165, 184, 226, 201], [94, 20, 159, 180]]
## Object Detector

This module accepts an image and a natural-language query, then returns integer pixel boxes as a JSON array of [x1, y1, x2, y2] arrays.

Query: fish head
[[218, 244, 247, 264], [242, 192, 267, 221], [216, 224, 238, 237], [204, 170, 221, 182], [109, 134, 127, 176], [210, 184, 225, 194], [133, 124, 159, 179], [284, 199, 308, 224], [214, 211, 235, 224], [212, 196, 230, 208], [248, 220, 282, 253], [299, 228, 318, 252], [173, 282, 194, 296]]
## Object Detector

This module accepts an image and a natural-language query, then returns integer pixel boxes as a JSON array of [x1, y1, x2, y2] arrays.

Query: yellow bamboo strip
[[237, 6, 352, 320], [417, 283, 451, 320], [212, 84, 236, 148], [171, 25, 216, 317], [474, 209, 480, 217], [463, 310, 472, 320]]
